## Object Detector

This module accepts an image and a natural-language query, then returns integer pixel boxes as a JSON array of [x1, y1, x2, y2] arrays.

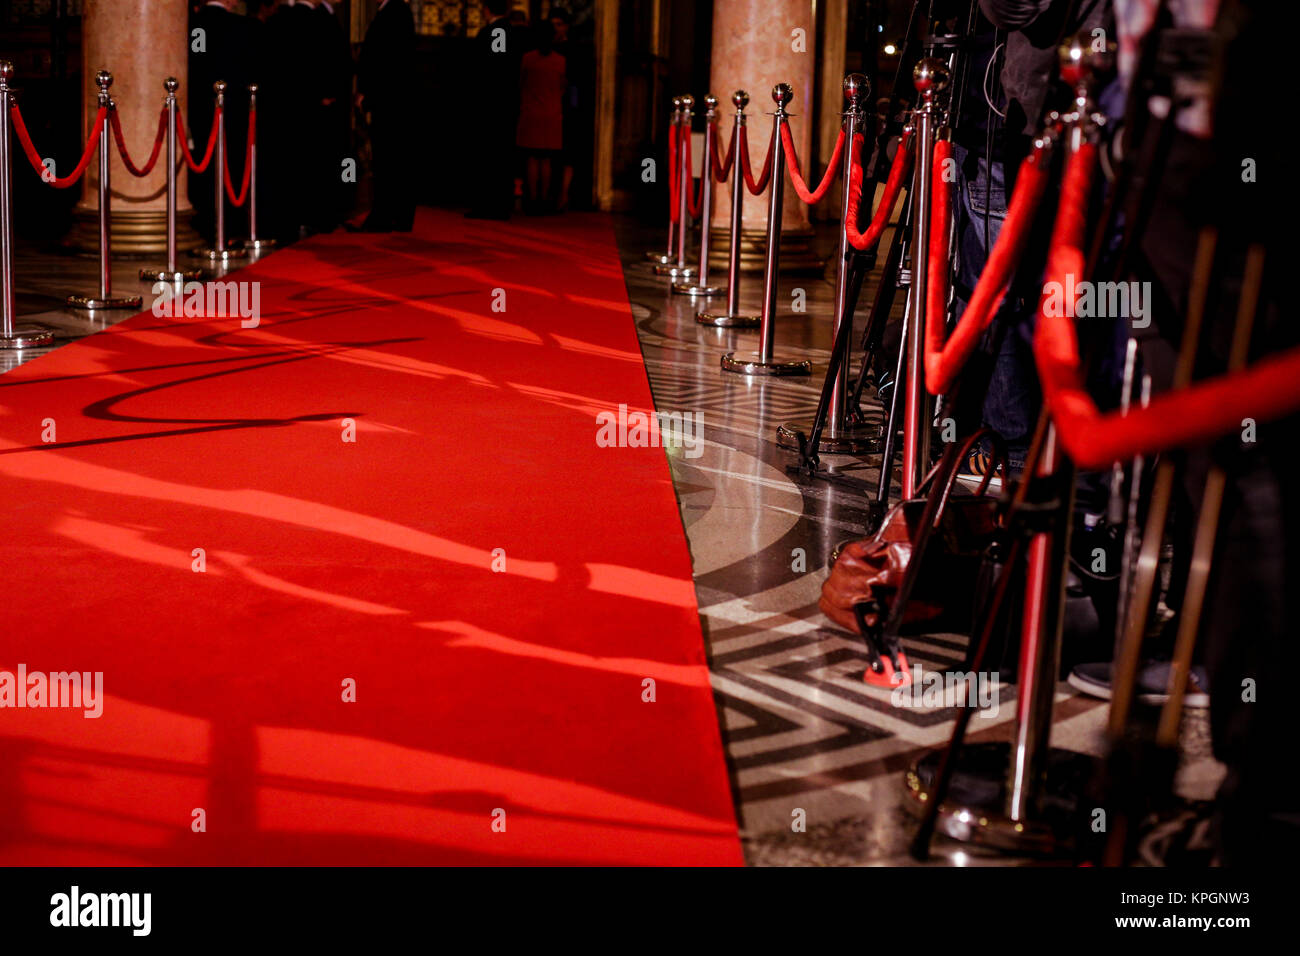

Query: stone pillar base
[[706, 227, 826, 275], [64, 206, 201, 258]]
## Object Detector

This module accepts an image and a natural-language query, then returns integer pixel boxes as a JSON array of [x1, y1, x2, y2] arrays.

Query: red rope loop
[[713, 124, 735, 181], [740, 125, 775, 194], [1034, 143, 1300, 469], [844, 129, 913, 251], [222, 107, 254, 207], [923, 139, 1051, 395], [176, 106, 221, 173], [780, 124, 845, 205], [110, 105, 167, 178], [9, 102, 106, 189]]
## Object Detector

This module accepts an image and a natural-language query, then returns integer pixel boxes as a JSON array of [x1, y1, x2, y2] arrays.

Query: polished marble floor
[[612, 216, 1224, 866]]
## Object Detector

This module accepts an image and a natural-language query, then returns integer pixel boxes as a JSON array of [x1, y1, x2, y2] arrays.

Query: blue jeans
[[951, 143, 1040, 471]]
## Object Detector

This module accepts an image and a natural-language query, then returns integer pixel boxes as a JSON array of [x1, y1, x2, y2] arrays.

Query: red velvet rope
[[667, 120, 680, 225], [780, 124, 845, 205], [222, 107, 254, 207], [109, 106, 167, 178], [9, 102, 106, 189], [844, 130, 912, 252], [923, 139, 1051, 395], [176, 106, 221, 173], [1035, 143, 1300, 469], [740, 125, 775, 194], [713, 125, 735, 181]]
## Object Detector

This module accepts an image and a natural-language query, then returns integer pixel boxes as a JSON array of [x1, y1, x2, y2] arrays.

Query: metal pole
[[902, 58, 947, 498], [719, 84, 810, 377], [673, 95, 723, 297], [644, 97, 682, 265], [696, 90, 760, 328], [776, 73, 880, 453], [193, 81, 245, 263], [0, 61, 54, 349], [141, 77, 200, 283], [244, 83, 274, 254], [654, 95, 697, 279], [68, 70, 141, 311]]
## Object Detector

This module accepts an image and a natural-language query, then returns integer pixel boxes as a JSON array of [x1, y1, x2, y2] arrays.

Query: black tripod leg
[[798, 258, 864, 473], [872, 293, 911, 526], [850, 191, 911, 415]]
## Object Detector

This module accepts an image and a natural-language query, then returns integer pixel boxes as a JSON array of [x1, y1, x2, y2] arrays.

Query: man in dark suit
[[313, 0, 354, 232], [357, 0, 417, 231], [188, 0, 259, 242], [465, 0, 522, 220]]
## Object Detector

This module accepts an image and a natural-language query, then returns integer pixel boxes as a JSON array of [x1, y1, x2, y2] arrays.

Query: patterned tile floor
[[612, 215, 1224, 866]]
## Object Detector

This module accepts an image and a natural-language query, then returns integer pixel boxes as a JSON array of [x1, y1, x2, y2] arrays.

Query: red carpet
[[0, 209, 741, 865]]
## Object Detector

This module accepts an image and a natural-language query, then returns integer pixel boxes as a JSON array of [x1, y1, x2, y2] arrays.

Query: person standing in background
[[466, 0, 522, 220], [356, 0, 418, 231], [314, 0, 354, 232], [515, 22, 565, 214]]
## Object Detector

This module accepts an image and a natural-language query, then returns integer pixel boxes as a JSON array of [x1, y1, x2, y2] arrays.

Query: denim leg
[[951, 144, 1039, 471]]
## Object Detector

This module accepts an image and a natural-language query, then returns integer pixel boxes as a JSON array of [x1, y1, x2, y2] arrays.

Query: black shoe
[[1067, 660, 1210, 707]]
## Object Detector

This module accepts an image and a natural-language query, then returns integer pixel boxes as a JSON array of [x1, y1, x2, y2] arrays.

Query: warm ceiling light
[[883, 43, 898, 55]]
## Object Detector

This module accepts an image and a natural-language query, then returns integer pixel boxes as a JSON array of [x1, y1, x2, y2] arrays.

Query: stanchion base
[[696, 311, 761, 328], [644, 251, 675, 265], [242, 239, 277, 254], [139, 267, 204, 283], [653, 263, 698, 279], [190, 247, 248, 262], [903, 742, 1098, 856], [776, 420, 883, 455], [0, 326, 55, 349], [720, 350, 812, 377], [66, 293, 144, 311], [671, 280, 724, 297]]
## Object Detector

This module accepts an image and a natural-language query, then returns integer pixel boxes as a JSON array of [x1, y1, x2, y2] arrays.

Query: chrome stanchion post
[[720, 83, 810, 377], [900, 58, 947, 497], [645, 97, 682, 266], [673, 95, 723, 297], [1007, 36, 1110, 828], [192, 80, 245, 263], [697, 90, 761, 328], [68, 70, 142, 311], [0, 61, 54, 349], [141, 77, 201, 283], [243, 83, 274, 254], [900, 38, 1109, 859], [777, 73, 881, 452], [655, 95, 698, 279]]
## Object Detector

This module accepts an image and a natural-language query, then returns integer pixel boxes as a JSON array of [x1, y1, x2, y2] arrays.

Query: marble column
[[708, 0, 822, 273], [67, 0, 196, 255]]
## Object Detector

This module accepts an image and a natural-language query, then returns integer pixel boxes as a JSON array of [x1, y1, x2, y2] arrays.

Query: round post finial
[[164, 76, 178, 94], [213, 80, 227, 94], [703, 94, 718, 114], [681, 94, 695, 112], [843, 73, 870, 110], [0, 60, 14, 85], [772, 83, 793, 110], [95, 70, 113, 93], [912, 58, 949, 98], [732, 89, 749, 110], [248, 82, 258, 95], [1059, 32, 1114, 90]]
